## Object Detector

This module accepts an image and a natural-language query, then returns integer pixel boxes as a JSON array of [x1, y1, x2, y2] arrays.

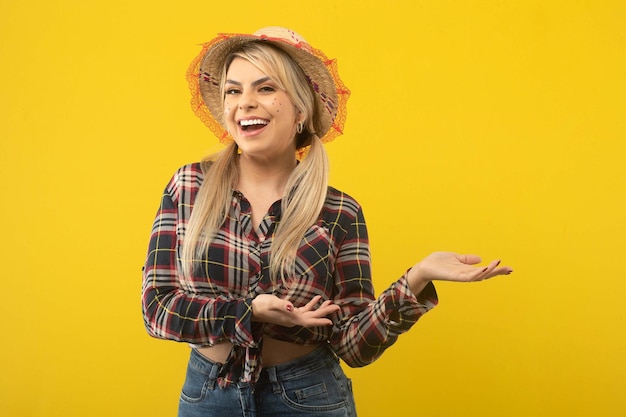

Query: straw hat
[[186, 27, 350, 145]]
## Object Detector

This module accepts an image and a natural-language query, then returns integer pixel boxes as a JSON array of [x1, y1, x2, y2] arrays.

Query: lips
[[238, 118, 269, 132]]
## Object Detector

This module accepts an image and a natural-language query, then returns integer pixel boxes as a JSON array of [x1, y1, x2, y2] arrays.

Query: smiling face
[[223, 57, 302, 160]]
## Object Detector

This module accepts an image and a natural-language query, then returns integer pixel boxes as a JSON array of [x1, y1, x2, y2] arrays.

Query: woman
[[141, 27, 513, 417]]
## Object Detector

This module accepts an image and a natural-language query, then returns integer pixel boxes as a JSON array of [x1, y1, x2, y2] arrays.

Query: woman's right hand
[[251, 294, 340, 328]]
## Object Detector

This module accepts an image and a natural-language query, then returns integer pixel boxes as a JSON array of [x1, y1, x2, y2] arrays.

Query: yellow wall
[[2, 1, 625, 416]]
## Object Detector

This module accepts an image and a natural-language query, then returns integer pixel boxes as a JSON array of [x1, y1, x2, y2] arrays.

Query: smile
[[239, 118, 269, 131]]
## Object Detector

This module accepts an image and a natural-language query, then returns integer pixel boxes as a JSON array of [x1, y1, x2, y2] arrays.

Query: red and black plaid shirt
[[142, 163, 438, 386]]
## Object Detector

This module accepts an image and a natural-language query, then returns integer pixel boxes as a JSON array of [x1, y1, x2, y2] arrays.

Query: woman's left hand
[[407, 251, 513, 295]]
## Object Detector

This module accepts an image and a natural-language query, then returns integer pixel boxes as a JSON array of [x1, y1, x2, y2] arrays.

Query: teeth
[[239, 119, 269, 127]]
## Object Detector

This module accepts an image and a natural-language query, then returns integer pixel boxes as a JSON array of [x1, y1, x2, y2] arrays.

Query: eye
[[225, 88, 240, 95], [259, 85, 276, 93]]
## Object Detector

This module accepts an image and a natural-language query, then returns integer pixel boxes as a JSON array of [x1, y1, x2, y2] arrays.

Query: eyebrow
[[224, 76, 272, 87]]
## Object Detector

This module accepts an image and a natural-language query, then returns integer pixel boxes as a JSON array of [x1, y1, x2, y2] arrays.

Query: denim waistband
[[258, 344, 338, 384], [188, 348, 224, 389], [189, 344, 338, 388]]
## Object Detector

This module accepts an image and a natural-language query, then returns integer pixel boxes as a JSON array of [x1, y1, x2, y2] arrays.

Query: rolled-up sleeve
[[141, 171, 262, 347], [329, 205, 438, 367]]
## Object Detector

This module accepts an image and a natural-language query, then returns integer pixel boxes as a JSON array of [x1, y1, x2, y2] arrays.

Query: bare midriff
[[196, 337, 321, 366]]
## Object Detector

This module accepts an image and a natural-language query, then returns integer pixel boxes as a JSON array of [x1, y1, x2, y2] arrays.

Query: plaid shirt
[[142, 163, 438, 386]]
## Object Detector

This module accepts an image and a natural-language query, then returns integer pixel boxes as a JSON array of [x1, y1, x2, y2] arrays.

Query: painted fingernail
[[286, 305, 293, 312], [496, 260, 501, 267]]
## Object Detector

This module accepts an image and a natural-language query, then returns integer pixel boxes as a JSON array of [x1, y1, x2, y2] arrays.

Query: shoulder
[[324, 186, 363, 219], [165, 162, 205, 200]]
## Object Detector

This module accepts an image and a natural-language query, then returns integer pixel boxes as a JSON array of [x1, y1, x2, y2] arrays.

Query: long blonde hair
[[181, 42, 329, 286]]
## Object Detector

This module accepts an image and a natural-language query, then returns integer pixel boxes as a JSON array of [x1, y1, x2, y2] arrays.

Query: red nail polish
[[286, 305, 293, 312]]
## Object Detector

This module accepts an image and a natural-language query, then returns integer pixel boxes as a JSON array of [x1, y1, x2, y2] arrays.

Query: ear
[[296, 109, 306, 124]]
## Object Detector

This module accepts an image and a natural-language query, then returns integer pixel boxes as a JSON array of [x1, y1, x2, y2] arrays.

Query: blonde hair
[[181, 42, 329, 286]]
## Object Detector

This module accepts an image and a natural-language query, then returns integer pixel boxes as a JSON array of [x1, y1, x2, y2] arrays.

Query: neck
[[236, 153, 297, 197]]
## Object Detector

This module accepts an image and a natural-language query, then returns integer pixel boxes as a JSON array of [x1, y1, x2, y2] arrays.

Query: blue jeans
[[178, 345, 357, 417]]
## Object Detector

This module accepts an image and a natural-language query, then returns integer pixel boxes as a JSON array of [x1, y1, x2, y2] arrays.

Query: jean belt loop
[[206, 360, 221, 390], [266, 366, 281, 394]]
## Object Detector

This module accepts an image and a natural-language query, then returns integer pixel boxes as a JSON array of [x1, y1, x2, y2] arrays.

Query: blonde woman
[[141, 27, 513, 417]]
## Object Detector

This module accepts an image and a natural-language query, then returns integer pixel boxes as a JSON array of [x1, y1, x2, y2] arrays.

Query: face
[[223, 57, 301, 160]]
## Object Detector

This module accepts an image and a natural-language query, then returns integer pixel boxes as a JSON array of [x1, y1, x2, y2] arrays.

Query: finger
[[300, 295, 323, 311], [302, 317, 334, 327], [466, 268, 489, 282], [472, 260, 500, 281], [457, 254, 482, 265], [314, 303, 340, 316], [300, 307, 338, 326], [472, 261, 514, 281], [483, 266, 514, 279], [302, 302, 340, 319]]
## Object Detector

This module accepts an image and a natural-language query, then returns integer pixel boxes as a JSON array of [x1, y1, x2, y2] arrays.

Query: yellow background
[[2, 0, 625, 416]]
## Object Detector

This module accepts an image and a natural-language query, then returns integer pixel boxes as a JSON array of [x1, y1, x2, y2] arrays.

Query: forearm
[[330, 272, 438, 367], [406, 264, 432, 296], [141, 279, 260, 346]]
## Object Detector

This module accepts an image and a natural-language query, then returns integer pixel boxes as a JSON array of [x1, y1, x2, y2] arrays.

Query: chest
[[180, 196, 340, 304]]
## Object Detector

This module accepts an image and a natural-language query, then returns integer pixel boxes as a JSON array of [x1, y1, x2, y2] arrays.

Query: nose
[[238, 89, 258, 110]]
